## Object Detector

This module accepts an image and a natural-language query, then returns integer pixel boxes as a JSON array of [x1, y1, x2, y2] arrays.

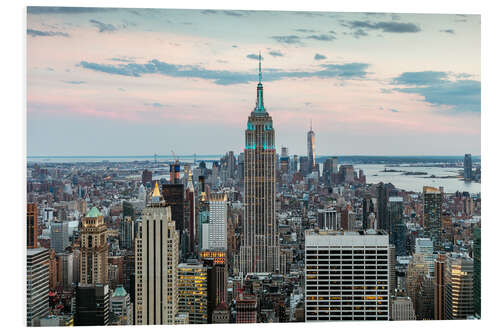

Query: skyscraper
[[444, 253, 474, 319], [135, 182, 179, 325], [51, 220, 69, 253], [240, 54, 280, 275], [422, 186, 443, 250], [307, 120, 316, 174], [205, 193, 227, 250], [464, 154, 473, 181], [161, 183, 185, 231], [27, 248, 50, 326], [27, 203, 38, 249], [80, 207, 108, 285], [473, 226, 481, 317]]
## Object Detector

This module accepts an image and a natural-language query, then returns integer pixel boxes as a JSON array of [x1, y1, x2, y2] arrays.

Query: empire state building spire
[[254, 51, 265, 114]]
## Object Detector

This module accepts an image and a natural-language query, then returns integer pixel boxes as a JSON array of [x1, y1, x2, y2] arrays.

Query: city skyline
[[27, 8, 480, 156]]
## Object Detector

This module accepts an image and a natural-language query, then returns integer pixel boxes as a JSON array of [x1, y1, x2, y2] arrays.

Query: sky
[[26, 7, 481, 156]]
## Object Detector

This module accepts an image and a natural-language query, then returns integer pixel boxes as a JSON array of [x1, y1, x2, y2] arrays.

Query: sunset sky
[[26, 7, 481, 156]]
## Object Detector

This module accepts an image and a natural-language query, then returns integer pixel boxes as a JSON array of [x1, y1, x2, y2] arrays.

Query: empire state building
[[240, 54, 280, 274]]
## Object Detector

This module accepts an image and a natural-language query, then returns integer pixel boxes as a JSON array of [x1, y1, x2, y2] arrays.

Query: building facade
[[27, 248, 50, 326], [422, 186, 443, 250], [178, 261, 208, 324], [27, 203, 38, 248], [305, 230, 390, 321]]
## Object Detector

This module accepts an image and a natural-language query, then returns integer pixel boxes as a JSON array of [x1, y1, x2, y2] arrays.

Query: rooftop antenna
[[258, 51, 262, 83]]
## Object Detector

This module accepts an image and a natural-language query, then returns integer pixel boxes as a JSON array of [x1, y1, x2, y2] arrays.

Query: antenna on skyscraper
[[310, 119, 312, 131], [258, 51, 262, 83]]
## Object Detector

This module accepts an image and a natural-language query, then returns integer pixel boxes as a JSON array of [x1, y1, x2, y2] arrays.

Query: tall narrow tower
[[80, 207, 108, 285], [135, 182, 179, 325], [240, 53, 280, 275], [307, 120, 316, 174]]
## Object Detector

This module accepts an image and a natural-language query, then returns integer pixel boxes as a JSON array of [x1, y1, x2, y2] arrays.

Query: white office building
[[203, 193, 228, 250], [305, 230, 390, 321]]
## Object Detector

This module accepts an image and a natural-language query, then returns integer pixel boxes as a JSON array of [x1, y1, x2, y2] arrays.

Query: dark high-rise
[[376, 183, 389, 232], [464, 153, 473, 181], [423, 186, 443, 250], [141, 169, 152, 186], [74, 284, 110, 326], [27, 203, 38, 249], [240, 54, 280, 274], [161, 183, 185, 231]]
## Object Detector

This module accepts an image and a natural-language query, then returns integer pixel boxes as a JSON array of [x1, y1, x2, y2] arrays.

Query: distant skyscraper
[[240, 54, 280, 275], [307, 120, 316, 174], [27, 248, 50, 326], [377, 183, 389, 232], [322, 157, 338, 184], [169, 161, 181, 184], [204, 193, 227, 250], [185, 170, 196, 255], [299, 156, 308, 176], [120, 216, 137, 250], [305, 230, 390, 321], [423, 186, 443, 250], [27, 203, 38, 248], [464, 153, 473, 181], [51, 220, 69, 253], [415, 238, 435, 274], [135, 182, 179, 325], [142, 169, 152, 186], [162, 183, 185, 232], [80, 207, 108, 285]]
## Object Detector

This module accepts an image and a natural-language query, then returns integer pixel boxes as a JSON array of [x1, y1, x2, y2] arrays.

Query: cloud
[[440, 29, 455, 34], [62, 80, 86, 84], [232, 45, 238, 48], [344, 29, 369, 39], [28, 6, 115, 14], [390, 109, 399, 113], [200, 9, 245, 16], [392, 71, 448, 85], [270, 35, 301, 44], [344, 20, 421, 33], [89, 19, 117, 33], [145, 102, 169, 108], [246, 54, 262, 60], [78, 59, 370, 85], [314, 53, 327, 60], [223, 10, 244, 16], [306, 34, 336, 41], [201, 9, 217, 15], [27, 28, 69, 37], [268, 50, 284, 57], [392, 71, 480, 113], [380, 88, 392, 94], [109, 57, 136, 63], [295, 28, 316, 33]]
